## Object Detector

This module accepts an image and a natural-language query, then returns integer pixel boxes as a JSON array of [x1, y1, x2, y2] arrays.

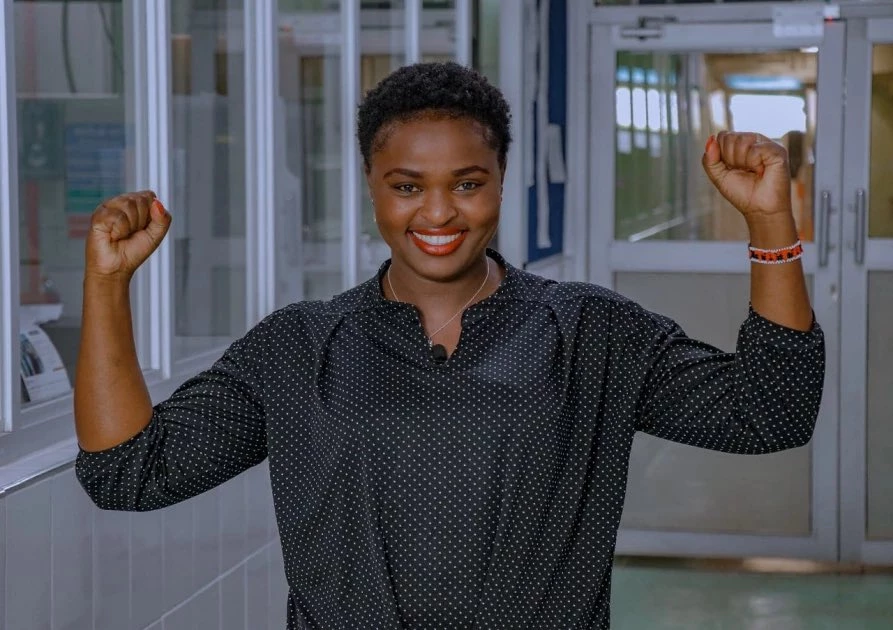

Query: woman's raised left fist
[[701, 131, 793, 222]]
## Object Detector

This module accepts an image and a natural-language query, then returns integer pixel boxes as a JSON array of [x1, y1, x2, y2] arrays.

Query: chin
[[401, 246, 488, 283]]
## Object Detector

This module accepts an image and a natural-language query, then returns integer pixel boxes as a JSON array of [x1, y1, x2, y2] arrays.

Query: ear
[[364, 166, 374, 195]]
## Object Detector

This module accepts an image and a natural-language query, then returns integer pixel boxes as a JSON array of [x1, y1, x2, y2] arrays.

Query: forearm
[[74, 275, 153, 452], [747, 212, 814, 331]]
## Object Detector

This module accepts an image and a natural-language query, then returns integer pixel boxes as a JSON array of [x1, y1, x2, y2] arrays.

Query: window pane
[[869, 44, 893, 238], [422, 0, 456, 64], [359, 2, 407, 279], [171, 0, 248, 357], [276, 1, 343, 305], [867, 271, 893, 540], [614, 50, 817, 243], [616, 272, 814, 536], [16, 0, 132, 405]]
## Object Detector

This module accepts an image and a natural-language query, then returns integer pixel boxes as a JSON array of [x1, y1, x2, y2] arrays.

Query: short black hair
[[357, 61, 512, 171]]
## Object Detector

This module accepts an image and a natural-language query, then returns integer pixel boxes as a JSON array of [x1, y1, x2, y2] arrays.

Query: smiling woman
[[74, 62, 824, 630]]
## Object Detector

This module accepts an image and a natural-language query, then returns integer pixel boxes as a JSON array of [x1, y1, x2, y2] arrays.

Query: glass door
[[587, 17, 844, 560], [840, 16, 893, 565]]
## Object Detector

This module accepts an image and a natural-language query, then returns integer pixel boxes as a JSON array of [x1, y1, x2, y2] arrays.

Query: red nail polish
[[705, 136, 715, 152]]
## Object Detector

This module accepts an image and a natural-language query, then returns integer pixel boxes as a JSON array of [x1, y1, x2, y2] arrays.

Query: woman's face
[[366, 114, 503, 283]]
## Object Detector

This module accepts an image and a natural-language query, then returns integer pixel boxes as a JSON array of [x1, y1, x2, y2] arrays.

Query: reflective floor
[[611, 560, 893, 629]]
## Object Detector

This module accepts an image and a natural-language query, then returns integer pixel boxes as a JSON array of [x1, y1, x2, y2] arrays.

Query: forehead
[[371, 114, 497, 165]]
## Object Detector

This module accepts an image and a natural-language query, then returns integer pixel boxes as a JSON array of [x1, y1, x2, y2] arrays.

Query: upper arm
[[630, 304, 825, 454], [76, 322, 270, 511]]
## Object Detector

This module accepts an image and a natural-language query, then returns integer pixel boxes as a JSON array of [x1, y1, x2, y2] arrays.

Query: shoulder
[[253, 276, 378, 333], [509, 267, 629, 309], [509, 267, 676, 333]]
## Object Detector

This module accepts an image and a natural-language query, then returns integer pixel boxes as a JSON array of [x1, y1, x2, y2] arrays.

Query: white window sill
[[0, 438, 79, 497]]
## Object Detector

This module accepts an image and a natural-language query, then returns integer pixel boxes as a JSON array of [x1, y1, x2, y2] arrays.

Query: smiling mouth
[[408, 230, 467, 255], [410, 232, 463, 245]]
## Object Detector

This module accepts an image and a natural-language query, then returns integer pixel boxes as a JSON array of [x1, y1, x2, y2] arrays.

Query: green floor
[[611, 565, 893, 629]]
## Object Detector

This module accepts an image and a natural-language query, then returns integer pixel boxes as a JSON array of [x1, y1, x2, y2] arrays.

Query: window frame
[[0, 0, 478, 468]]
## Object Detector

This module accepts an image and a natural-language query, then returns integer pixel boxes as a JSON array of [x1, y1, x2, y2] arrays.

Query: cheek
[[464, 195, 501, 226], [374, 200, 415, 229]]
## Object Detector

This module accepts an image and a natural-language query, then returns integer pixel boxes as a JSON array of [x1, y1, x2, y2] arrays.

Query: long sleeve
[[631, 305, 825, 454], [75, 324, 269, 511]]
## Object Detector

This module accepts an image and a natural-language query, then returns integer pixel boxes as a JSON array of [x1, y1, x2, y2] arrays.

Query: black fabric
[[76, 249, 825, 629]]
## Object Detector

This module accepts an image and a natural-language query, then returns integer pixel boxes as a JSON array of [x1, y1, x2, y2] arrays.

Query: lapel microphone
[[431, 344, 448, 363]]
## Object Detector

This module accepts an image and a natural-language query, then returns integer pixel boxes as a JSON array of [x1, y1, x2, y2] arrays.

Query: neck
[[386, 255, 494, 313]]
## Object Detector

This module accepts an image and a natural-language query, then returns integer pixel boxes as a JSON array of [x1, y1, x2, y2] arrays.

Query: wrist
[[83, 271, 132, 295]]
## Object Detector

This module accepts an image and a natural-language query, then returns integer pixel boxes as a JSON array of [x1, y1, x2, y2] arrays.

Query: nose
[[419, 188, 458, 226]]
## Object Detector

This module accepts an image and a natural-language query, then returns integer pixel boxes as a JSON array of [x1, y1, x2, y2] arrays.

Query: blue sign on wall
[[65, 123, 126, 214], [526, 0, 567, 264]]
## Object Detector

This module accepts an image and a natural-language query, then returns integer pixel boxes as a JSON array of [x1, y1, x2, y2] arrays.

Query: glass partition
[[170, 0, 248, 357], [613, 50, 817, 243], [275, 0, 344, 305], [15, 0, 132, 406]]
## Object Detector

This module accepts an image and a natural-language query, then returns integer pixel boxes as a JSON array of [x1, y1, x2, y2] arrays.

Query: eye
[[394, 183, 421, 194], [455, 181, 481, 192]]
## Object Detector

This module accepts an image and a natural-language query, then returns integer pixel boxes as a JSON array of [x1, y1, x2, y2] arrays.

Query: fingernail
[[152, 199, 168, 216], [705, 135, 715, 152]]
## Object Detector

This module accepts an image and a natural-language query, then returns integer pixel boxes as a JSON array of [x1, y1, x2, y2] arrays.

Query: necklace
[[387, 260, 491, 346]]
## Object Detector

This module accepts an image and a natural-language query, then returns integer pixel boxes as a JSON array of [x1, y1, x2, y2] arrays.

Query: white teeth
[[412, 232, 462, 245]]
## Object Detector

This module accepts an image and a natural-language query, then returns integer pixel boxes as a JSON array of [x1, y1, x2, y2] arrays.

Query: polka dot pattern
[[76, 249, 825, 629]]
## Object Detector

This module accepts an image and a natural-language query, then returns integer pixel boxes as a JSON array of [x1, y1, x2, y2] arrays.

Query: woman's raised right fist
[[85, 190, 172, 281]]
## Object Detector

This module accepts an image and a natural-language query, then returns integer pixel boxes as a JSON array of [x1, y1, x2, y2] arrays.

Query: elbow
[[75, 455, 151, 512], [756, 409, 818, 454]]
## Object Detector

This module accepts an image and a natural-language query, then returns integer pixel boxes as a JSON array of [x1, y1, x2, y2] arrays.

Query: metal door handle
[[854, 188, 866, 265], [818, 190, 832, 268]]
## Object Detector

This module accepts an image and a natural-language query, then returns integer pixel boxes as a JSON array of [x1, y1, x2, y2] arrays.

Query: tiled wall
[[0, 460, 288, 630]]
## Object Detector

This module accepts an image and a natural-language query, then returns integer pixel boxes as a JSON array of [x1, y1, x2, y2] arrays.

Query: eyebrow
[[382, 165, 491, 179]]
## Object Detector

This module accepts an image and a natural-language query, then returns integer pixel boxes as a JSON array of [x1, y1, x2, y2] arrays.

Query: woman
[[75, 62, 824, 629]]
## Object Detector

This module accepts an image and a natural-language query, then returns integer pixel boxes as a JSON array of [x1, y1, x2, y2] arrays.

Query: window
[[170, 0, 249, 358], [0, 0, 482, 464], [276, 0, 345, 305], [15, 0, 133, 407]]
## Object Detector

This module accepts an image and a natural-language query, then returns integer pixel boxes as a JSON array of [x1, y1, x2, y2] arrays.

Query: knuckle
[[109, 210, 132, 234], [91, 204, 117, 224]]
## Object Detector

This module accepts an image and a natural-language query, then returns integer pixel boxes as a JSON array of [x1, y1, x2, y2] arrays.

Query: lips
[[409, 229, 467, 256]]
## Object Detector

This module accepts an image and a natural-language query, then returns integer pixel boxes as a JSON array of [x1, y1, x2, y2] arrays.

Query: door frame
[[839, 15, 893, 565], [581, 10, 845, 561]]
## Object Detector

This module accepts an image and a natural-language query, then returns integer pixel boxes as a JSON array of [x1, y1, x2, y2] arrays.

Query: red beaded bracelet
[[748, 240, 804, 264]]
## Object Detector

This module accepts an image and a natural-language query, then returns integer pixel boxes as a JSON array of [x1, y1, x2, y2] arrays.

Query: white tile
[[246, 550, 270, 630], [268, 546, 289, 630], [163, 499, 195, 611], [93, 508, 131, 630], [163, 584, 219, 630], [190, 584, 221, 629], [221, 564, 246, 630], [162, 600, 192, 630], [245, 465, 273, 553], [131, 509, 164, 630], [5, 480, 52, 630], [219, 475, 246, 571], [0, 497, 7, 630], [51, 470, 93, 630], [194, 487, 221, 590]]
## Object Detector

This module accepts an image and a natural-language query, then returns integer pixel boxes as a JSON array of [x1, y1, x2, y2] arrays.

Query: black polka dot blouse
[[76, 249, 825, 629]]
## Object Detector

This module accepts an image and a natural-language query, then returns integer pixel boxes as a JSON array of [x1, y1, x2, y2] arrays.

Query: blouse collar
[[330, 248, 524, 315]]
